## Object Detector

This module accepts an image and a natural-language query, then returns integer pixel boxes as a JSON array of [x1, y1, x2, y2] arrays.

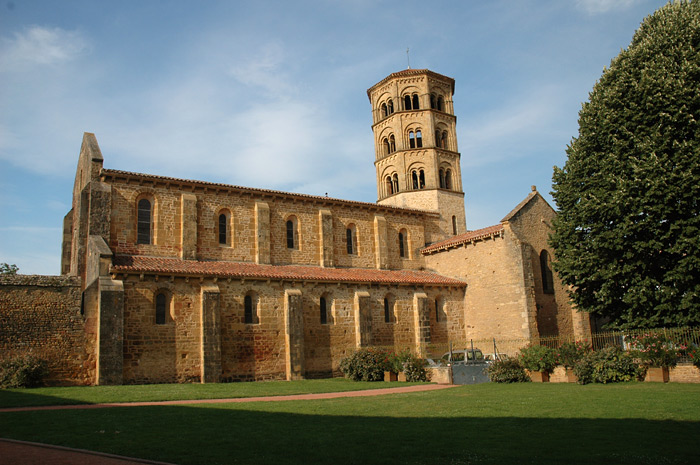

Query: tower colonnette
[[367, 69, 466, 242]]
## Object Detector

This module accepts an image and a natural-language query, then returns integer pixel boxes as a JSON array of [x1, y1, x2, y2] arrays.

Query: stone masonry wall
[[0, 275, 94, 385]]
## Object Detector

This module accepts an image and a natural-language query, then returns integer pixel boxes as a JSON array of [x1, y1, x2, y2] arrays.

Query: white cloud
[[576, 0, 638, 14], [0, 25, 90, 70]]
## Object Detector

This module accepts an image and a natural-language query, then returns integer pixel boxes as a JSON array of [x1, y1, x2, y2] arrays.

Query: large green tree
[[551, 1, 700, 329]]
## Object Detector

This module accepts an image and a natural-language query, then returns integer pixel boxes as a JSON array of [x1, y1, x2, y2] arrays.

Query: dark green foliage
[[0, 355, 49, 388], [403, 356, 428, 382], [550, 1, 700, 329], [486, 358, 531, 383], [0, 263, 18, 275], [688, 345, 700, 369], [339, 348, 389, 381], [556, 341, 591, 368], [573, 347, 640, 384], [518, 344, 558, 373]]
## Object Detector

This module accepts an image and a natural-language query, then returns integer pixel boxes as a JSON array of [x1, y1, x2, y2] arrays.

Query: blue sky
[[0, 0, 669, 275]]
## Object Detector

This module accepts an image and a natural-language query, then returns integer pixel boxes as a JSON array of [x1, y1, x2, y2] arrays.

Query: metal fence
[[368, 326, 700, 363]]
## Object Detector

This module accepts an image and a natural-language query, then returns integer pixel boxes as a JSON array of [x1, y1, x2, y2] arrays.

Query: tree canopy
[[0, 263, 19, 275], [550, 0, 700, 329]]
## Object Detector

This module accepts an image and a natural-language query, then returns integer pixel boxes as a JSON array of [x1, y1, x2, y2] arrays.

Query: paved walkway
[[1, 383, 456, 464]]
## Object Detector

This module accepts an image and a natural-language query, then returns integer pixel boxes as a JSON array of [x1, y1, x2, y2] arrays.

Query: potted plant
[[556, 341, 591, 382], [519, 344, 557, 382], [629, 333, 678, 382], [384, 350, 411, 382]]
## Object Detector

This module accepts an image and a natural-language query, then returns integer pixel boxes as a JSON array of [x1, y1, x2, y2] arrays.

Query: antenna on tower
[[406, 47, 411, 69]]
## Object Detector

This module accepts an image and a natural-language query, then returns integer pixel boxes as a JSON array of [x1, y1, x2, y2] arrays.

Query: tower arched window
[[439, 169, 446, 188], [137, 198, 152, 245], [419, 169, 425, 188], [416, 130, 422, 148], [389, 134, 395, 152], [430, 94, 437, 109], [381, 103, 388, 118], [386, 176, 394, 195], [155, 292, 167, 325], [441, 131, 448, 149], [437, 96, 445, 111], [388, 99, 394, 114], [412, 94, 419, 110], [445, 169, 453, 190], [383, 138, 390, 156], [286, 216, 299, 249], [409, 131, 416, 149], [404, 94, 412, 110], [412, 170, 419, 189], [398, 229, 408, 258], [540, 250, 555, 294], [392, 174, 399, 193]]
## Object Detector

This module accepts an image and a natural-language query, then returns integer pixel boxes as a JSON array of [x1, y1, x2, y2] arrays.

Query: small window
[[320, 296, 328, 325], [137, 198, 152, 245], [244, 294, 258, 324], [346, 225, 357, 255], [452, 216, 457, 235], [155, 292, 167, 325], [286, 217, 298, 249], [218, 212, 230, 245], [384, 297, 392, 323], [540, 250, 555, 294], [435, 298, 441, 322], [398, 229, 408, 258], [419, 169, 425, 189]]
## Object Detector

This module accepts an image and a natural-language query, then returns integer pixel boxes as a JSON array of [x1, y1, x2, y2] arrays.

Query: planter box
[[565, 368, 578, 383], [398, 371, 407, 382], [528, 370, 550, 383], [645, 366, 670, 383], [384, 371, 398, 382]]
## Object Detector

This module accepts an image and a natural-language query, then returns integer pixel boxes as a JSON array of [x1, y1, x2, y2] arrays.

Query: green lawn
[[1, 382, 699, 464], [0, 378, 421, 408]]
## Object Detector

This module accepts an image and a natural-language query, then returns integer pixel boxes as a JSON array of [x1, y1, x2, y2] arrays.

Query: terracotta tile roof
[[100, 169, 438, 217], [367, 69, 455, 100], [111, 255, 466, 287], [421, 224, 505, 255]]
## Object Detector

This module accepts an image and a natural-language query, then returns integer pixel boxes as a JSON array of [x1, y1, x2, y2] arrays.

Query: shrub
[[556, 341, 591, 368], [0, 355, 49, 388], [687, 345, 700, 369], [628, 333, 679, 368], [339, 348, 389, 381], [386, 349, 412, 373], [403, 355, 429, 382], [518, 344, 557, 373], [573, 346, 639, 384], [487, 358, 531, 383]]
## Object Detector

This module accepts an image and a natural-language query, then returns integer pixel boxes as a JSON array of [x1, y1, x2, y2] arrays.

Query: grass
[[0, 378, 425, 408], [1, 382, 700, 464]]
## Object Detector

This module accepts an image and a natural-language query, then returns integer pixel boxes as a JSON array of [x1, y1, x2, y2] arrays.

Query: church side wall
[[118, 274, 464, 383], [0, 275, 95, 385], [106, 178, 434, 270], [424, 232, 532, 341]]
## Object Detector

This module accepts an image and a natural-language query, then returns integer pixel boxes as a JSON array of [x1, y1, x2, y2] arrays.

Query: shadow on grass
[[0, 389, 87, 409], [1, 404, 698, 465]]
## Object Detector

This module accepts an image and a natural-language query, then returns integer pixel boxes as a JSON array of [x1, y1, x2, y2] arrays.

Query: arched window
[[435, 297, 442, 322], [540, 250, 555, 294], [155, 292, 167, 325], [386, 176, 394, 195], [412, 94, 419, 110], [381, 103, 388, 118], [441, 131, 448, 149], [286, 216, 298, 249], [137, 198, 152, 245], [383, 138, 390, 155], [419, 169, 425, 189], [430, 94, 437, 109], [445, 169, 452, 190], [392, 174, 399, 193], [439, 169, 446, 188], [404, 94, 412, 110], [384, 296, 394, 323], [409, 131, 416, 149], [452, 216, 457, 235], [416, 130, 423, 148], [388, 99, 394, 114], [437, 96, 445, 111], [389, 134, 396, 152], [398, 229, 408, 258], [218, 213, 227, 245], [244, 293, 259, 324], [346, 224, 357, 255], [412, 170, 419, 189], [320, 296, 328, 324]]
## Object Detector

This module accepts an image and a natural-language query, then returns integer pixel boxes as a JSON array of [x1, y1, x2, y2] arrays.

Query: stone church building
[[0, 69, 590, 385]]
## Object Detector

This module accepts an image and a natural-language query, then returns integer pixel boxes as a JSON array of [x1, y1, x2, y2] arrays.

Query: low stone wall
[[0, 275, 94, 385], [669, 364, 700, 383], [427, 366, 452, 384]]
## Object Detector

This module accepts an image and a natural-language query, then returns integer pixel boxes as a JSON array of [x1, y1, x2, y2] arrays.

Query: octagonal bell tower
[[367, 69, 466, 241]]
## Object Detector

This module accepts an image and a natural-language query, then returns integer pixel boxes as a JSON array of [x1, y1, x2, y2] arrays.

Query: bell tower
[[367, 69, 466, 241]]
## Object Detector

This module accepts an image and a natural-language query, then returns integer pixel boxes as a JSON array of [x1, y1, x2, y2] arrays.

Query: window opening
[[435, 298, 441, 322], [384, 298, 391, 323], [452, 216, 457, 235], [155, 293, 166, 325], [383, 138, 390, 156], [412, 171, 419, 190], [445, 169, 452, 190], [430, 94, 436, 109], [439, 169, 446, 188], [346, 227, 355, 254], [137, 198, 152, 245], [388, 99, 394, 114], [441, 131, 448, 149], [389, 135, 395, 152], [392, 174, 399, 193], [416, 130, 422, 148], [381, 103, 388, 118], [412, 94, 419, 110], [398, 230, 407, 258], [218, 213, 227, 245], [437, 96, 445, 111], [540, 250, 555, 294], [409, 131, 416, 149], [419, 169, 425, 189], [286, 219, 295, 249], [244, 294, 256, 324], [320, 297, 328, 324]]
